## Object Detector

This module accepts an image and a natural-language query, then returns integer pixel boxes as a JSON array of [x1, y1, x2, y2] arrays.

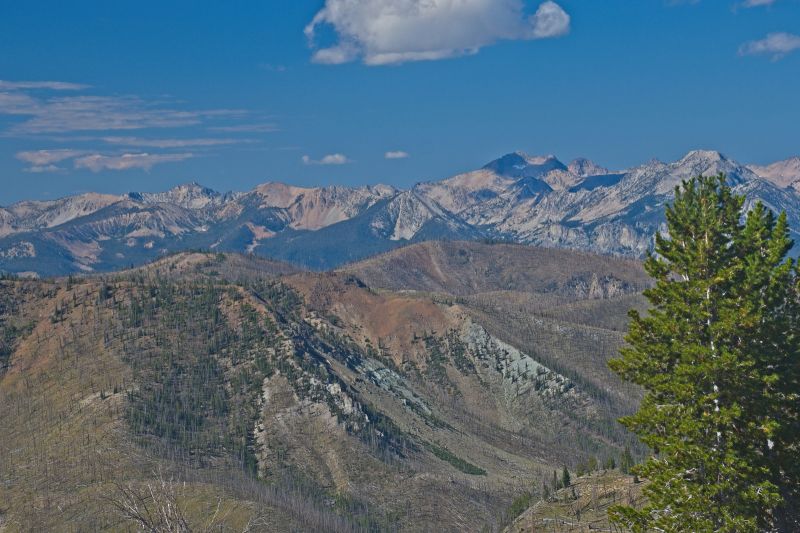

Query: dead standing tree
[[106, 470, 192, 532]]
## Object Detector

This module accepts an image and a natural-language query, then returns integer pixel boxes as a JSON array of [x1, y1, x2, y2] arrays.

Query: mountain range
[[2, 150, 799, 276]]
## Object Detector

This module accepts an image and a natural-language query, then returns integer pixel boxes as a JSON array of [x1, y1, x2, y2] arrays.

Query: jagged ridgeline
[[3, 151, 800, 277], [0, 244, 650, 531]]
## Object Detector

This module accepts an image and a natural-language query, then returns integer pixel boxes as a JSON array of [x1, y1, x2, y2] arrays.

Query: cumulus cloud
[[0, 80, 88, 91], [302, 153, 350, 165], [739, 32, 800, 60], [74, 153, 193, 172], [305, 0, 570, 66], [385, 150, 410, 159]]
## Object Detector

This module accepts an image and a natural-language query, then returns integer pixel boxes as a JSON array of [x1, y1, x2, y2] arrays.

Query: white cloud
[[530, 1, 571, 39], [16, 149, 85, 166], [302, 153, 350, 165], [305, 0, 570, 66], [739, 32, 800, 60], [74, 153, 194, 172], [0, 80, 88, 91], [385, 150, 410, 159]]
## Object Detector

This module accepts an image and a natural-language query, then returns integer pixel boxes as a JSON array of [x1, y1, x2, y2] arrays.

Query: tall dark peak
[[483, 152, 566, 179]]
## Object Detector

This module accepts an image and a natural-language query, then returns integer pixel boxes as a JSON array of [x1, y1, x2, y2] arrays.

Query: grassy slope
[[505, 471, 646, 532]]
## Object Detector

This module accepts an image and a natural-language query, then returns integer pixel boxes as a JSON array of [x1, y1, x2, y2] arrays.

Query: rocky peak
[[253, 182, 315, 208], [680, 149, 726, 163], [748, 157, 800, 190], [134, 182, 223, 209], [568, 158, 609, 177], [671, 149, 752, 186]]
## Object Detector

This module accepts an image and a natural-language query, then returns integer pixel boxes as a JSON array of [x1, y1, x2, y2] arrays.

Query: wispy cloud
[[739, 0, 777, 6], [302, 153, 350, 165], [0, 80, 88, 91], [2, 81, 267, 175], [16, 149, 85, 166], [0, 81, 246, 135], [305, 0, 570, 66], [16, 149, 86, 173], [672, 0, 777, 5], [739, 32, 800, 60], [259, 63, 288, 73], [385, 150, 410, 159], [208, 123, 279, 133], [2, 95, 238, 134], [24, 165, 62, 173], [74, 152, 194, 172], [101, 136, 242, 148]]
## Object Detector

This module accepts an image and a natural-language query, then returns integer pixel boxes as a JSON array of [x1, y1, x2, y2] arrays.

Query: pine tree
[[620, 446, 634, 475], [561, 466, 571, 489], [608, 175, 800, 532]]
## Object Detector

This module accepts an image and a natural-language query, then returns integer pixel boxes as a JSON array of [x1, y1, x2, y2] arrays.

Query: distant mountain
[[568, 157, 610, 178], [130, 181, 234, 209], [748, 157, 800, 193], [340, 240, 650, 298], [1, 150, 799, 276]]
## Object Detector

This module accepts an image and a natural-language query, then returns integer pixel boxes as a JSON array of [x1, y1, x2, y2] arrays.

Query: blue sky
[[1, 0, 799, 203]]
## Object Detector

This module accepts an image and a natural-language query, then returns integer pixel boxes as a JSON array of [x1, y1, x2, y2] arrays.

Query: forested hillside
[[0, 245, 646, 531]]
